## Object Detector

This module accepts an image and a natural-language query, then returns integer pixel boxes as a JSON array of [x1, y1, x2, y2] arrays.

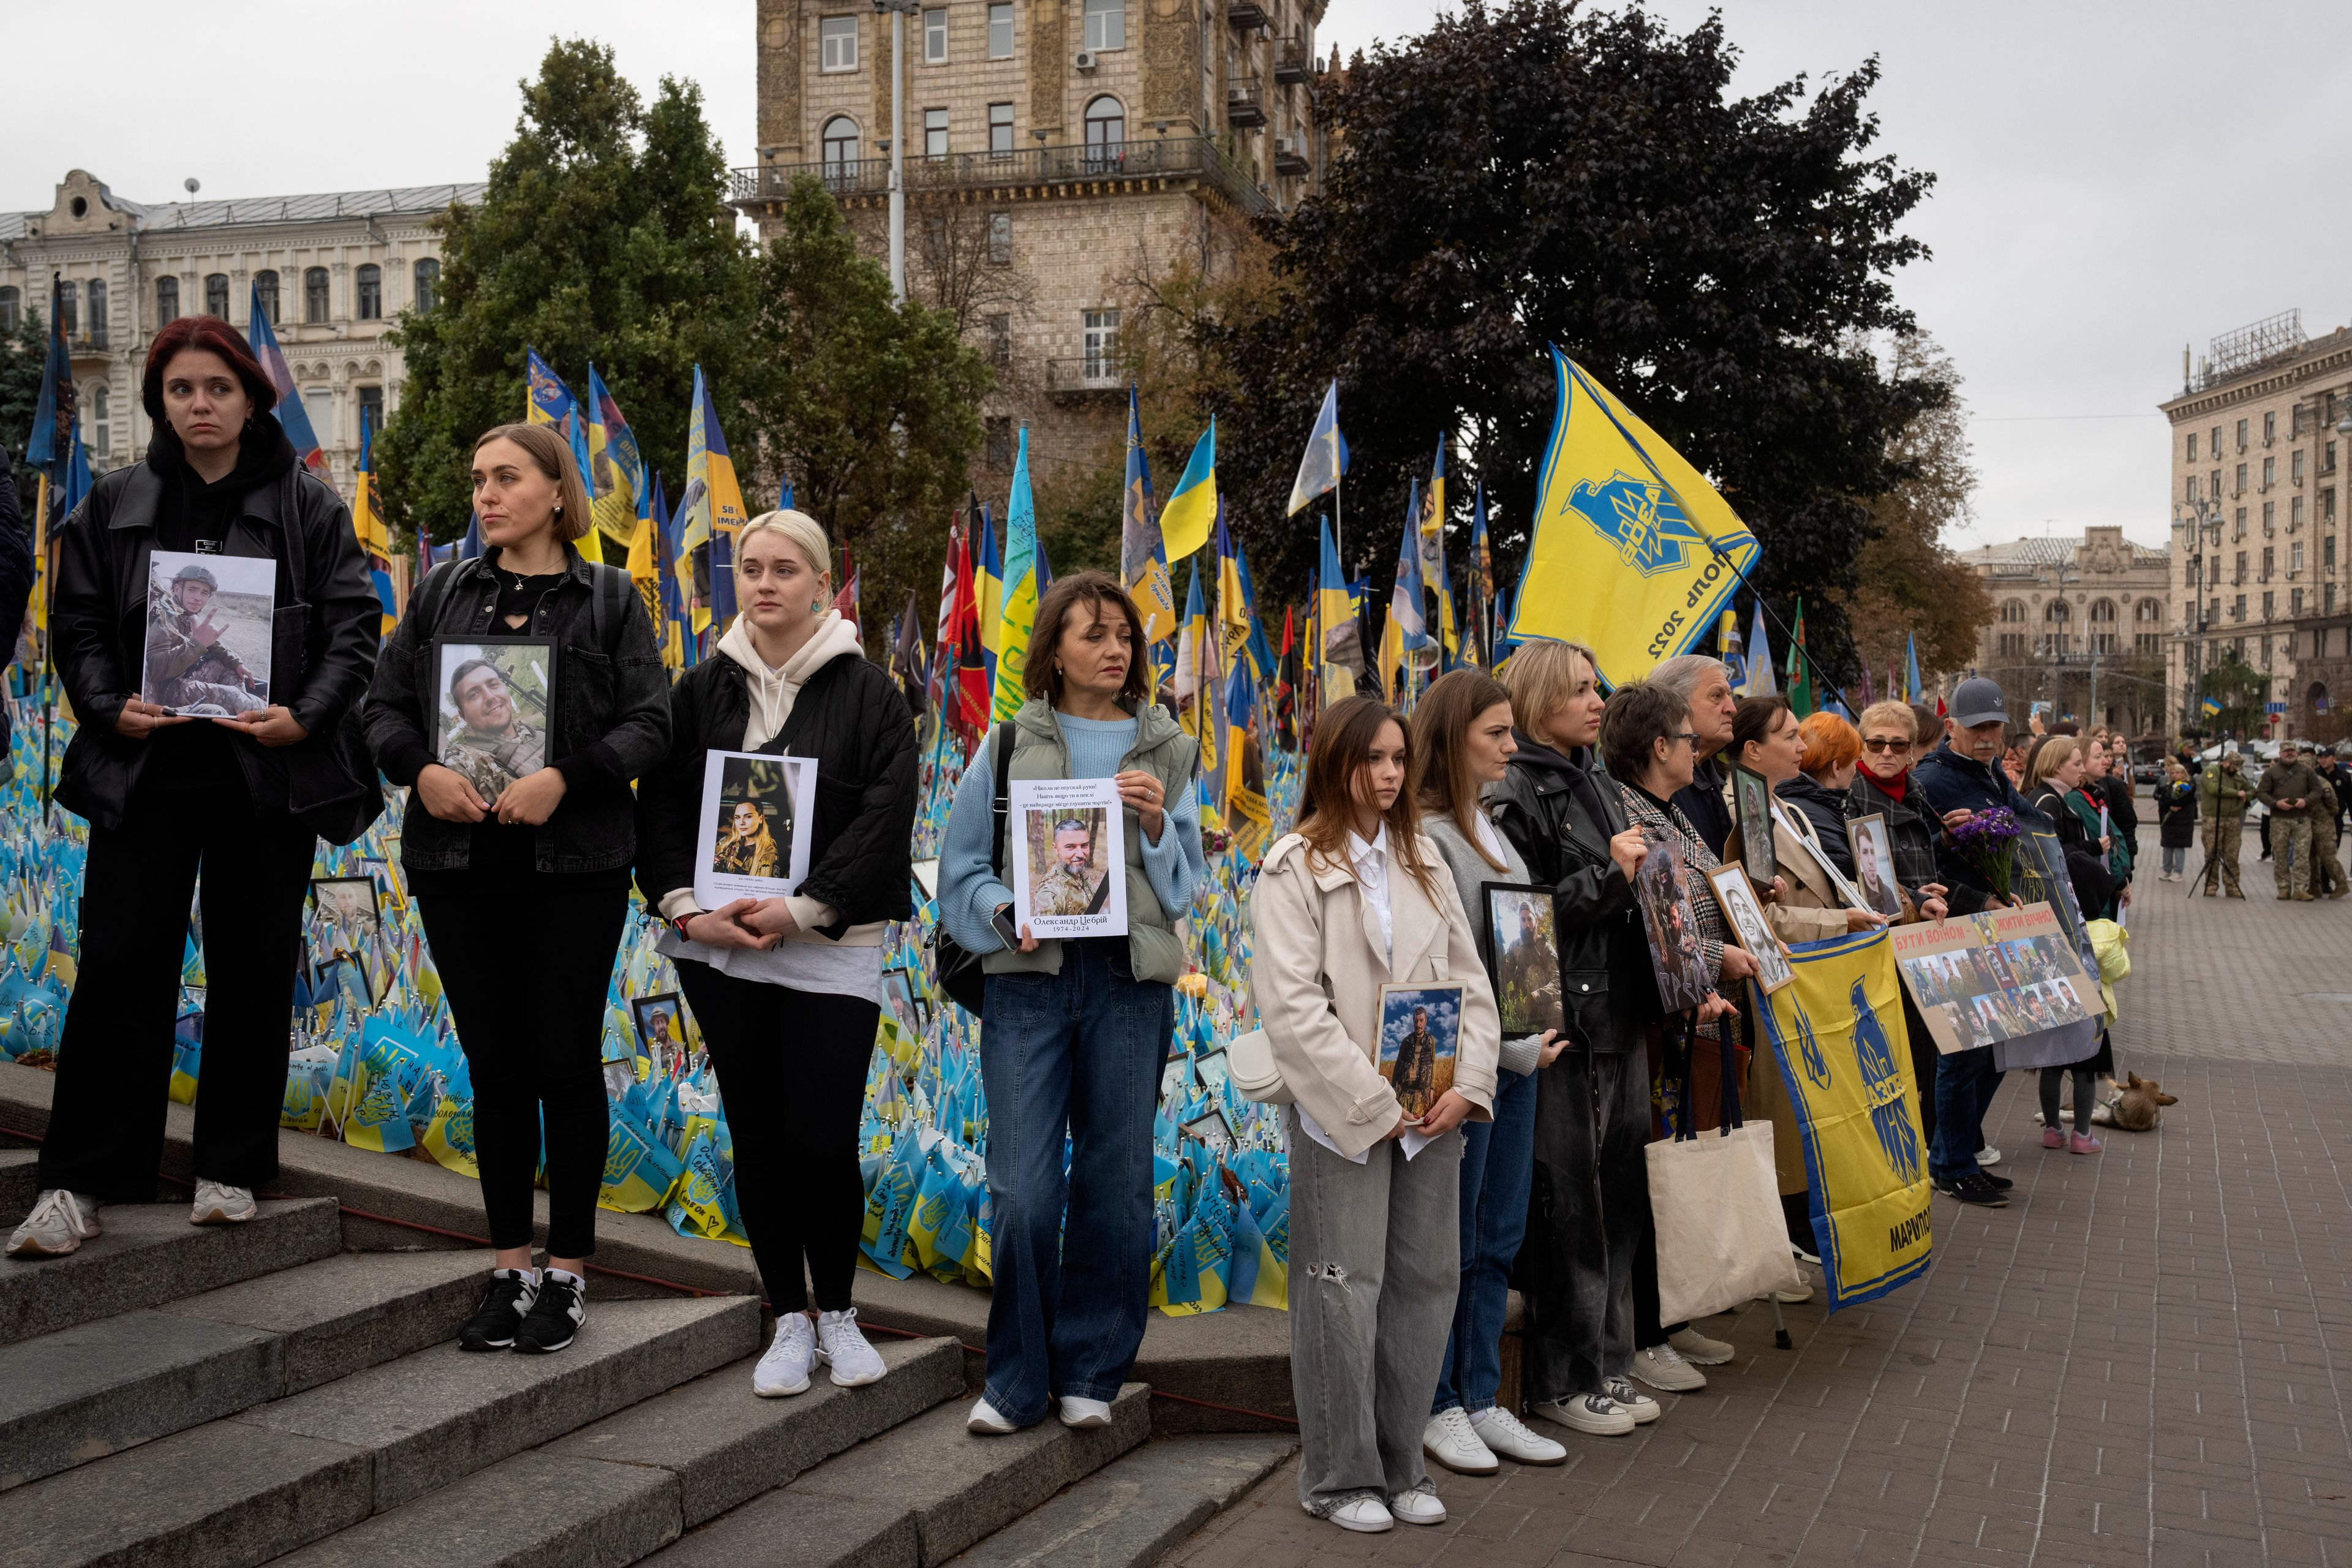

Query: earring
[[813, 600, 824, 612]]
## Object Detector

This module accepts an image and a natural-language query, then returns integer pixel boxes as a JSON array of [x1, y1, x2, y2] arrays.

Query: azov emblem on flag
[[1564, 472, 1708, 577]]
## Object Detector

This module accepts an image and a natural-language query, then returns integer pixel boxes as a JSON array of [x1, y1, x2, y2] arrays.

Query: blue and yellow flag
[[679, 366, 748, 633], [1286, 379, 1348, 516], [1379, 483, 1433, 702], [976, 507, 1002, 693], [992, 429, 1039, 722], [586, 364, 647, 560], [1175, 561, 1221, 824], [1223, 654, 1269, 859], [1121, 388, 1177, 645], [1316, 516, 1361, 704], [1463, 481, 1493, 667], [351, 415, 396, 633], [1234, 545, 1277, 685], [1757, 927, 1932, 1311], [1509, 350, 1760, 687], [1215, 505, 1251, 673], [1160, 420, 1216, 564], [1417, 434, 1455, 655]]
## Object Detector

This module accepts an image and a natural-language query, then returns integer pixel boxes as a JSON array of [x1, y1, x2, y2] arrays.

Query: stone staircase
[[0, 1152, 1293, 1568]]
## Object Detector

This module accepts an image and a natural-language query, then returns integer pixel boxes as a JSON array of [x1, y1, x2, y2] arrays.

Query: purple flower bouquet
[[1949, 807, 2022, 902]]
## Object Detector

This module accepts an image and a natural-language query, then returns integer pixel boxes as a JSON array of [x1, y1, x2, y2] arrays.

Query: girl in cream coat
[[1251, 698, 1501, 1536]]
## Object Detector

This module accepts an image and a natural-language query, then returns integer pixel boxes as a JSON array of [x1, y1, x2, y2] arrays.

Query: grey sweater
[[1418, 807, 1546, 1077]]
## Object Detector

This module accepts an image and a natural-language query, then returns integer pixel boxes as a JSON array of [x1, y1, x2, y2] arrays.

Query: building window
[[91, 385, 110, 454], [2211, 468, 2220, 499], [413, 257, 440, 314], [2327, 441, 2340, 476], [156, 275, 179, 325], [2328, 535, 2339, 572], [2292, 587, 2305, 616], [821, 15, 859, 71], [2043, 598, 2070, 624], [1997, 633, 2025, 657], [986, 416, 1013, 471], [55, 282, 78, 336], [0, 287, 16, 331], [2236, 418, 2248, 450], [2235, 506, 2247, 536], [2089, 598, 2116, 625], [2136, 631, 2162, 655], [2263, 500, 2275, 531], [85, 281, 107, 349], [2293, 496, 2305, 527], [2264, 456, 2276, 488], [924, 107, 949, 159], [357, 385, 384, 442], [1084, 0, 1125, 50], [2000, 598, 2026, 624], [254, 270, 280, 324], [821, 116, 861, 177], [2233, 595, 2245, 621], [2263, 546, 2274, 581], [2331, 585, 2339, 614], [2263, 592, 2276, 622], [2326, 488, 2339, 523], [355, 264, 382, 320], [2234, 463, 2246, 495], [2187, 432, 2198, 462], [986, 313, 1011, 365], [303, 386, 331, 443], [2293, 449, 2307, 484], [987, 211, 1012, 265], [304, 268, 330, 323], [2264, 412, 2276, 442], [205, 273, 229, 318], [923, 7, 947, 61], [2234, 550, 2247, 584], [989, 102, 1014, 156], [988, 1, 1014, 56], [1083, 96, 1126, 167]]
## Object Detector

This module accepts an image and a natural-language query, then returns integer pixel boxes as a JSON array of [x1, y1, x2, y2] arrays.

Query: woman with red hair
[[6, 314, 380, 1261]]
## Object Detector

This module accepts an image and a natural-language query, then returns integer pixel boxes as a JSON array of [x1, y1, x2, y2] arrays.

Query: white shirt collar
[[1348, 824, 1389, 867]]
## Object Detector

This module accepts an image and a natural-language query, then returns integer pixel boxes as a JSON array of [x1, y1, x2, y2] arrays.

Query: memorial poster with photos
[[432, 638, 554, 802], [1887, 903, 2100, 1055], [1705, 862, 1794, 994], [1634, 834, 1711, 1014], [1007, 777, 1128, 938], [694, 750, 818, 908], [142, 550, 274, 714], [1376, 981, 1465, 1121], [1481, 883, 1565, 1036]]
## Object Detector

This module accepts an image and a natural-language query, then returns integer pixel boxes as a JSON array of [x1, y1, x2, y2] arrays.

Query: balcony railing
[[1274, 37, 1310, 83], [732, 136, 1271, 216], [1046, 356, 1123, 394], [1226, 75, 1267, 128]]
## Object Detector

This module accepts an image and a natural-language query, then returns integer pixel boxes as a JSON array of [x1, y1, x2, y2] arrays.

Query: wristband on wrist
[[671, 913, 701, 938]]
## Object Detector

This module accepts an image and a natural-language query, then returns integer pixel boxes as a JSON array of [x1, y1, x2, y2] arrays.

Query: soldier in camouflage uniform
[[1030, 818, 1104, 917], [440, 657, 545, 803], [145, 562, 264, 715]]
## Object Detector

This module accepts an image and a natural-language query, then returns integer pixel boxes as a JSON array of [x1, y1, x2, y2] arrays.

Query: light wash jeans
[[977, 940, 1170, 1427], [1289, 1106, 1462, 1513], [2161, 845, 2187, 876], [1431, 1063, 1538, 1415]]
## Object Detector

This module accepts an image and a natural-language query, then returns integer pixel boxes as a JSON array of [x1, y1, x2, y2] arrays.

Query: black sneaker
[[1942, 1173, 2009, 1208], [1978, 1171, 2014, 1190], [459, 1270, 538, 1352], [512, 1271, 586, 1354]]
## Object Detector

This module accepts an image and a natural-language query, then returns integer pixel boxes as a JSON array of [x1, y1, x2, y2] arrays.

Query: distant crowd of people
[[2155, 736, 2352, 900]]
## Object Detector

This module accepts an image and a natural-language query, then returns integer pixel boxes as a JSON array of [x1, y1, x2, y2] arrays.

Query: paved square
[[1174, 827, 2352, 1567]]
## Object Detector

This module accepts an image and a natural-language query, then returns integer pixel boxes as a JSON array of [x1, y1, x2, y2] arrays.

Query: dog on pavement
[[2109, 1072, 2177, 1133]]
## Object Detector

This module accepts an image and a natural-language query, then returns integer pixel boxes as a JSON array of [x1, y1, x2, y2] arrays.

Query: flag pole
[[34, 469, 53, 813]]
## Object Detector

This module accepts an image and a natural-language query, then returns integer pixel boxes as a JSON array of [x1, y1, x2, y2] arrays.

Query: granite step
[[0, 1150, 36, 1217], [0, 1292, 759, 1568], [0, 1197, 342, 1347], [272, 1334, 970, 1567], [643, 1383, 1153, 1568], [0, 1250, 487, 1491], [946, 1434, 1299, 1567]]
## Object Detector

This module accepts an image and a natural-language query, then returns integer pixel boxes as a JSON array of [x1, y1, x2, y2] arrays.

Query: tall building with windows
[[0, 169, 481, 497], [1963, 526, 2172, 739], [733, 0, 1332, 490], [2158, 311, 2352, 741]]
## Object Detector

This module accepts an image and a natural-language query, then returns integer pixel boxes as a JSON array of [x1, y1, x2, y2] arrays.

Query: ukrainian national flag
[[1223, 654, 1269, 859], [977, 505, 1003, 693], [1286, 379, 1348, 516], [1121, 388, 1177, 645], [586, 364, 647, 562], [1215, 506, 1251, 673], [1234, 545, 1277, 684], [1226, 1184, 1287, 1308], [245, 287, 326, 477], [680, 366, 748, 633], [1176, 562, 1221, 824], [526, 347, 578, 430], [1160, 420, 1216, 565], [992, 430, 1039, 722], [1316, 516, 1361, 704], [1509, 350, 1760, 688], [351, 415, 396, 633], [1464, 481, 1494, 667], [1417, 434, 1455, 655], [1379, 484, 1433, 702]]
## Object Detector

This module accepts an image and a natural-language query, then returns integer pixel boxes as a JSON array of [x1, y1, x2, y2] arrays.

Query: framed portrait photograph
[[1376, 981, 1466, 1123], [693, 750, 818, 908], [143, 549, 274, 715], [631, 992, 687, 1061], [432, 637, 555, 802], [1844, 813, 1907, 920], [1008, 777, 1128, 938], [1480, 882, 1564, 1036], [1730, 764, 1777, 889], [308, 876, 383, 953], [1633, 835, 1712, 1014], [881, 967, 929, 1039], [1705, 862, 1794, 994]]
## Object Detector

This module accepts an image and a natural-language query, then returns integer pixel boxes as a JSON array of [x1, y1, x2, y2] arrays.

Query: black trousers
[[417, 883, 627, 1259], [1520, 1048, 1651, 1401], [674, 961, 879, 1313], [41, 790, 317, 1199]]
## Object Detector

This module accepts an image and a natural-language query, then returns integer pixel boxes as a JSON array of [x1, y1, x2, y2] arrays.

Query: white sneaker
[[753, 1313, 816, 1397], [815, 1308, 887, 1388], [1390, 1487, 1447, 1526], [1422, 1406, 1498, 1474], [1770, 1278, 1814, 1304], [1630, 1343, 1707, 1392], [1976, 1144, 2002, 1168], [1668, 1325, 1735, 1365], [5, 1189, 100, 1259], [968, 1396, 1019, 1434], [1605, 1378, 1662, 1423], [1058, 1395, 1113, 1428], [1530, 1392, 1635, 1436], [190, 1180, 256, 1226], [1472, 1406, 1566, 1465], [1306, 1496, 1393, 1534]]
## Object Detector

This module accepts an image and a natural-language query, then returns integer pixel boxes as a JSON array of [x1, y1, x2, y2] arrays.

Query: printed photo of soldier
[[141, 551, 273, 715], [1025, 807, 1110, 919], [434, 641, 552, 804]]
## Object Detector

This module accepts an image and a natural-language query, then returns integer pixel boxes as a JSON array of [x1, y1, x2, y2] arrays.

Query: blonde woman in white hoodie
[[635, 510, 921, 1398]]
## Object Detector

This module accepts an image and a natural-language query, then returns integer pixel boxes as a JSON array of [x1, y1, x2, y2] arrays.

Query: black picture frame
[[1632, 836, 1711, 1015], [1480, 881, 1566, 1037], [431, 634, 558, 802], [631, 992, 686, 1061], [1730, 763, 1778, 889], [1842, 812, 1906, 919]]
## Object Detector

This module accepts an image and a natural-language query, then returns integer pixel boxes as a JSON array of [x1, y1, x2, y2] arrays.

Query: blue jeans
[[1432, 1063, 1539, 1414], [978, 940, 1171, 1427], [1930, 1046, 2002, 1181]]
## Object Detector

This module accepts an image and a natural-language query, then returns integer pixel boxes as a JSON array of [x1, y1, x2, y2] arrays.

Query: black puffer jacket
[[636, 644, 919, 930], [1779, 772, 1856, 878], [1490, 734, 1654, 1054], [51, 417, 380, 834]]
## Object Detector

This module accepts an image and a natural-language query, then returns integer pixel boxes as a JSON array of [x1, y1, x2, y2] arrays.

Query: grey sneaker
[[5, 1189, 100, 1259], [190, 1180, 256, 1226]]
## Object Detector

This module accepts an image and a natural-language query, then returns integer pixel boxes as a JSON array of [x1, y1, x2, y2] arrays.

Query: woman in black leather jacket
[[9, 315, 380, 1262]]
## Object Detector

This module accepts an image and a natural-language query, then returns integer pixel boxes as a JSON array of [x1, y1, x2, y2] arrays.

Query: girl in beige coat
[[1251, 697, 1501, 1536]]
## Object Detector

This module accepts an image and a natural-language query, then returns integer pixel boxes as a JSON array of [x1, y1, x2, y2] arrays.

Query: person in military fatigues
[[2198, 752, 2255, 897], [1030, 818, 1104, 917], [145, 562, 265, 715], [440, 657, 545, 803], [2310, 750, 2348, 899], [1389, 1005, 1441, 1120], [2256, 740, 2325, 900]]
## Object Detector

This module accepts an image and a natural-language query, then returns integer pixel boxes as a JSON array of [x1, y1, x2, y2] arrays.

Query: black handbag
[[932, 720, 1016, 1016]]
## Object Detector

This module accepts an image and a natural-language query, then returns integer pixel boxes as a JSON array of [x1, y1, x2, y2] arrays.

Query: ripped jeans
[[1287, 1106, 1462, 1512]]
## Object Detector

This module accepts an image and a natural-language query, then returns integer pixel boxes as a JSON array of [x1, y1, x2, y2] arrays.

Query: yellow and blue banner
[[1316, 516, 1360, 703], [1286, 379, 1348, 516], [351, 414, 396, 633], [1509, 349, 1760, 688], [586, 364, 647, 561], [1160, 419, 1216, 565], [680, 365, 748, 633], [1379, 482, 1432, 702], [1121, 388, 1177, 646], [976, 507, 1002, 695], [992, 429, 1038, 722], [1757, 927, 1932, 1311], [1417, 434, 1455, 655]]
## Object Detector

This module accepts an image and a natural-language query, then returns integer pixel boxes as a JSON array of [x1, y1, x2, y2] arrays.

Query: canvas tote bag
[[1647, 1015, 1803, 1324]]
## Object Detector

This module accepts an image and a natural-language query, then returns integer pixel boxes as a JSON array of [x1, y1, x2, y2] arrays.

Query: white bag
[[1227, 1027, 1294, 1105], [1647, 1118, 1804, 1324]]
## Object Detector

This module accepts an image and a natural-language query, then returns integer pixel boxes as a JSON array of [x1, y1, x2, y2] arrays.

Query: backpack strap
[[589, 561, 631, 651], [987, 720, 1016, 878]]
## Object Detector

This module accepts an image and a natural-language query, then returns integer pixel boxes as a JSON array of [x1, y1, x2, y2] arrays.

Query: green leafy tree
[[1200, 1, 1943, 678], [379, 39, 758, 545], [737, 176, 990, 650], [0, 307, 51, 464], [2201, 652, 2268, 741]]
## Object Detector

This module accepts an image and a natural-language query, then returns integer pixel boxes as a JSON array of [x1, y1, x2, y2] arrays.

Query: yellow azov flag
[[1509, 349, 1760, 687], [1755, 927, 1932, 1310]]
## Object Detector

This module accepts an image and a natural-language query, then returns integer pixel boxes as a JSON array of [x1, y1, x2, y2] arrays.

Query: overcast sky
[[9, 1, 2347, 551]]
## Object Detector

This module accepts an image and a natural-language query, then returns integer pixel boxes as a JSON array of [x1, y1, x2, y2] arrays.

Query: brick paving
[[1172, 824, 2352, 1567]]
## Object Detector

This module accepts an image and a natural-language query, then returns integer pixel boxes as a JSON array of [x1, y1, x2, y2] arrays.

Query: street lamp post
[[874, 0, 918, 300]]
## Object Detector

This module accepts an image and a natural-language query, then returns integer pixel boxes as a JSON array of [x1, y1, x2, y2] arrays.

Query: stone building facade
[[0, 169, 481, 499], [733, 0, 1331, 495], [1962, 526, 2172, 740], [2158, 313, 2352, 740]]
